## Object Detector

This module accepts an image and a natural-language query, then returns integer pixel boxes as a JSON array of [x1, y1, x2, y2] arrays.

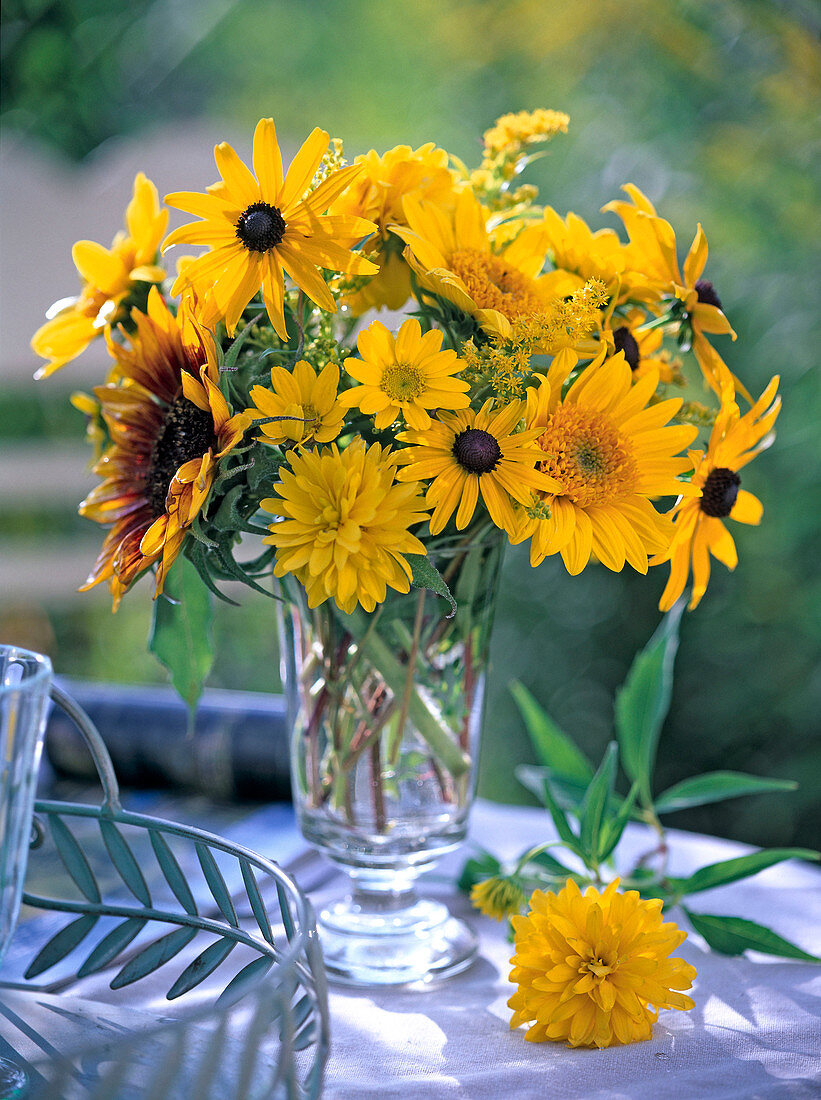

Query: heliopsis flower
[[391, 189, 556, 341], [508, 879, 696, 1048], [31, 173, 167, 378], [163, 118, 378, 339], [539, 207, 637, 299], [262, 440, 429, 614], [79, 289, 248, 608], [653, 375, 781, 611], [515, 350, 698, 574], [340, 318, 470, 430], [471, 876, 526, 922], [330, 143, 459, 314], [396, 400, 560, 536], [248, 359, 344, 446]]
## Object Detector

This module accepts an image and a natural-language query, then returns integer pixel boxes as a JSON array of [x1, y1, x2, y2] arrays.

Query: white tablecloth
[[317, 800, 821, 1099]]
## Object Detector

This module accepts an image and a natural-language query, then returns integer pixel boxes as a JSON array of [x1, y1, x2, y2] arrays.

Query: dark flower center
[[695, 279, 723, 310], [613, 326, 640, 371], [700, 466, 740, 518], [147, 394, 216, 517], [452, 428, 503, 474], [235, 202, 287, 253]]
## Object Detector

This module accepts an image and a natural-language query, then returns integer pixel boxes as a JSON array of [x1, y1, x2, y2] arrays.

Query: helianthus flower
[[248, 359, 344, 446], [653, 375, 781, 611], [509, 879, 696, 1048], [163, 118, 378, 339], [262, 440, 429, 614], [391, 189, 556, 341], [515, 350, 698, 574], [603, 185, 736, 393], [31, 173, 167, 378], [340, 318, 470, 430], [330, 143, 459, 314], [79, 289, 248, 608], [396, 400, 560, 536], [471, 875, 526, 922]]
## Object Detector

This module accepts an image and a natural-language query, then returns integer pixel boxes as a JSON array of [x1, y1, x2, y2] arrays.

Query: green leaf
[[166, 938, 237, 1000], [458, 849, 502, 893], [520, 848, 575, 879], [672, 848, 819, 895], [78, 918, 147, 977], [405, 553, 457, 616], [539, 777, 581, 853], [510, 681, 593, 783], [599, 781, 640, 862], [683, 909, 821, 962], [24, 914, 99, 978], [149, 555, 214, 714], [579, 742, 618, 864], [110, 926, 198, 989], [150, 831, 198, 915], [50, 816, 100, 903], [239, 858, 274, 945], [615, 601, 684, 801], [216, 956, 275, 1009], [195, 843, 239, 928], [99, 819, 151, 906], [655, 772, 798, 814]]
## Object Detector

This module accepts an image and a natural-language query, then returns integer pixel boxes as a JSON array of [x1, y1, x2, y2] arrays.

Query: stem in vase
[[370, 736, 387, 833], [388, 588, 427, 767]]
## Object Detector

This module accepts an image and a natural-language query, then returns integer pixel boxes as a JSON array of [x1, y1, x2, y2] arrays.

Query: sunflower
[[653, 375, 781, 611], [340, 318, 470, 430], [514, 349, 698, 574], [163, 118, 379, 340], [508, 878, 696, 1048], [248, 359, 344, 446], [602, 185, 736, 393], [390, 189, 557, 340], [330, 142, 460, 314], [262, 440, 428, 614], [79, 289, 249, 608], [31, 173, 167, 378], [396, 400, 560, 536]]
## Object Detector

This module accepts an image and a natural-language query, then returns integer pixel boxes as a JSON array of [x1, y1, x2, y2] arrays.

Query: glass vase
[[278, 526, 504, 985]]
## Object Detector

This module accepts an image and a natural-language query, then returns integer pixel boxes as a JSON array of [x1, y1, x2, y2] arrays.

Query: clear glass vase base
[[0, 1057, 27, 1100], [318, 896, 477, 986]]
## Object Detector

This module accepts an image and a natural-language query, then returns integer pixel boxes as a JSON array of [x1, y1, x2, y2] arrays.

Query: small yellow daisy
[[248, 359, 344, 446]]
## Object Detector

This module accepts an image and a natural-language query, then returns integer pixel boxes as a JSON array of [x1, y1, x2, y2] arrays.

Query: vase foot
[[317, 895, 477, 986]]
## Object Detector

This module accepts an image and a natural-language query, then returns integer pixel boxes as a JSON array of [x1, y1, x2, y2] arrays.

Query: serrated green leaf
[[166, 937, 237, 1000], [615, 601, 683, 801], [25, 914, 99, 978], [655, 772, 798, 814], [99, 819, 151, 906], [150, 831, 198, 915], [50, 816, 100, 903], [457, 850, 502, 893], [110, 926, 197, 989], [673, 848, 819, 895], [196, 843, 239, 927], [216, 956, 275, 1009], [405, 553, 457, 616], [683, 909, 821, 962], [510, 681, 593, 783], [579, 742, 618, 864], [149, 555, 214, 713], [78, 917, 147, 977]]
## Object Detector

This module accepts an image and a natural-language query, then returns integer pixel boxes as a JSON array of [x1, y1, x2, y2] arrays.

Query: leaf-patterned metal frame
[[14, 684, 329, 1100]]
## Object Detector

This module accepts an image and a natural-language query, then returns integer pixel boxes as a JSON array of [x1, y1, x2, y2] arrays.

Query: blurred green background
[[2, 0, 819, 848]]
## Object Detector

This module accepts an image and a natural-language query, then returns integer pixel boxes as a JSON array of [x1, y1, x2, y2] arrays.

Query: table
[[2, 794, 820, 1098]]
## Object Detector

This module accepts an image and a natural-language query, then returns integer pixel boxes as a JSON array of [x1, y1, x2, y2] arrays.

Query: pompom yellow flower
[[79, 289, 249, 609], [163, 118, 378, 339], [262, 440, 429, 614], [653, 375, 781, 611], [471, 876, 526, 921], [508, 879, 697, 1048], [248, 359, 344, 446], [31, 173, 167, 378], [330, 143, 459, 315], [340, 318, 470, 430], [482, 108, 569, 161], [396, 400, 561, 536], [515, 350, 698, 575]]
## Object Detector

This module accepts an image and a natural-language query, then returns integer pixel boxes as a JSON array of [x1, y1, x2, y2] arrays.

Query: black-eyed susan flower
[[390, 190, 557, 341], [396, 400, 561, 536], [330, 143, 460, 315], [31, 173, 167, 378], [262, 440, 429, 614], [515, 349, 698, 575], [339, 318, 470, 430], [79, 289, 249, 608], [248, 359, 344, 446], [163, 118, 379, 340], [652, 375, 781, 611], [509, 879, 696, 1048], [605, 310, 678, 385]]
